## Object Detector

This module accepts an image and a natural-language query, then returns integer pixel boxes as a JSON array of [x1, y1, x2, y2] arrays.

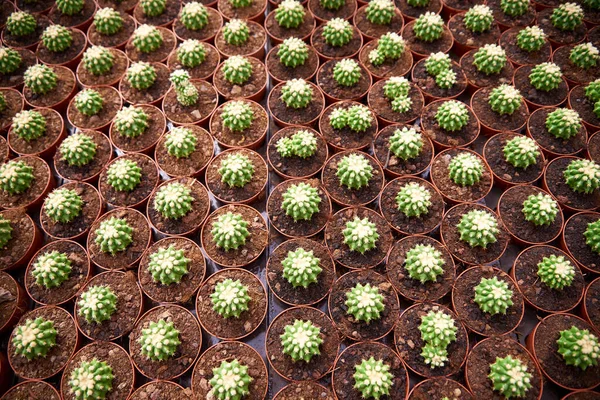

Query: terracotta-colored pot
[[0, 271, 28, 333], [560, 211, 600, 274], [76, 48, 129, 88], [87, 13, 137, 50], [166, 42, 221, 82], [35, 27, 87, 70], [0, 209, 43, 271], [118, 62, 171, 107], [402, 19, 454, 60], [316, 58, 373, 104], [209, 99, 268, 149], [128, 380, 190, 400], [1, 14, 51, 51], [410, 58, 466, 103], [268, 81, 325, 128], [0, 88, 24, 133], [172, 7, 223, 43], [513, 64, 569, 110], [214, 57, 267, 102], [217, 0, 267, 23], [132, 0, 181, 28], [48, 0, 97, 31], [526, 107, 588, 159], [470, 87, 527, 136], [582, 276, 600, 333], [67, 86, 123, 133], [265, 44, 320, 85], [125, 26, 177, 64], [421, 99, 480, 150], [1, 380, 61, 400], [273, 382, 334, 400], [0, 353, 12, 396], [265, 8, 316, 45], [162, 81, 218, 126], [407, 378, 473, 400], [0, 156, 56, 211], [569, 85, 600, 135], [215, 20, 267, 59], [23, 66, 77, 112], [109, 103, 165, 155], [8, 108, 66, 160]]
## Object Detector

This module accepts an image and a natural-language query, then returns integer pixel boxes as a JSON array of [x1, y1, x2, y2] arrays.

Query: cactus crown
[[6, 11, 37, 37], [170, 69, 199, 106], [0, 216, 13, 249], [585, 79, 600, 103], [435, 68, 456, 89], [83, 46, 115, 76], [32, 250, 72, 289], [56, 0, 84, 15], [517, 26, 546, 52], [336, 153, 373, 189], [126, 62, 157, 90], [180, 2, 209, 31], [148, 245, 189, 285], [94, 7, 124, 36], [557, 326, 600, 370], [396, 182, 431, 218], [153, 182, 194, 220], [564, 159, 600, 194], [366, 0, 396, 25], [41, 25, 73, 53], [388, 127, 423, 161], [222, 55, 253, 85], [425, 52, 452, 76], [222, 101, 254, 131], [276, 0, 306, 29], [114, 106, 149, 138], [0, 160, 34, 195], [547, 108, 582, 140], [448, 152, 484, 187], [537, 254, 575, 290], [474, 276, 513, 314], [281, 182, 321, 221], [24, 64, 58, 95], [383, 76, 410, 100], [132, 24, 163, 54], [323, 18, 353, 47], [333, 58, 361, 87], [500, 0, 529, 17], [219, 153, 254, 188], [473, 44, 507, 75], [419, 310, 457, 348], [551, 3, 584, 31], [211, 212, 250, 251], [106, 158, 142, 192], [228, 0, 253, 9], [343, 216, 379, 254], [78, 285, 118, 324], [278, 37, 309, 68], [138, 319, 181, 361], [177, 39, 206, 68], [353, 357, 394, 400], [457, 209, 499, 248], [211, 278, 251, 319], [280, 319, 323, 362], [12, 317, 57, 360], [347, 105, 373, 132], [74, 89, 104, 117], [94, 217, 133, 255], [320, 0, 344, 10], [223, 19, 249, 46], [377, 32, 405, 60], [282, 247, 322, 288], [165, 127, 198, 159], [44, 188, 83, 224], [393, 97, 412, 114], [503, 136, 539, 169], [584, 219, 600, 254], [60, 133, 97, 167], [570, 43, 599, 69], [435, 100, 469, 131], [0, 47, 22, 75], [464, 5, 494, 33], [404, 244, 444, 283], [281, 79, 313, 109], [489, 85, 523, 115], [69, 358, 114, 400], [414, 12, 444, 42], [141, 0, 166, 17], [209, 360, 253, 400], [488, 356, 533, 399], [345, 282, 384, 323], [522, 193, 559, 226], [12, 110, 47, 142], [529, 62, 562, 91]]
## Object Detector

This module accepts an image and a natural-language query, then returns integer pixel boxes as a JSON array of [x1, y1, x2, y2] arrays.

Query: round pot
[[274, 382, 334, 400], [499, 27, 552, 68], [118, 61, 171, 107], [512, 64, 569, 110], [359, 39, 414, 82], [217, 0, 267, 23], [1, 380, 61, 400], [54, 129, 114, 184], [162, 79, 218, 126], [265, 7, 316, 45], [367, 80, 423, 126], [172, 6, 223, 43], [76, 47, 129, 88], [129, 381, 191, 400], [0, 209, 43, 271], [582, 276, 600, 333], [215, 19, 267, 59], [23, 65, 76, 112], [459, 49, 515, 94], [109, 104, 165, 155], [448, 13, 501, 57], [0, 271, 28, 333], [542, 156, 600, 213], [470, 86, 528, 136], [411, 58, 467, 103], [536, 7, 586, 49], [310, 24, 363, 62], [8, 107, 66, 160], [125, 26, 177, 64], [209, 99, 268, 149], [561, 211, 600, 274], [0, 88, 24, 133], [420, 99, 480, 150], [0, 155, 55, 211], [268, 80, 325, 128], [402, 18, 454, 60], [1, 14, 51, 51], [307, 0, 357, 24], [213, 56, 267, 102], [132, 0, 181, 27], [267, 126, 328, 180], [154, 124, 214, 179], [316, 58, 372, 103], [319, 100, 378, 151], [407, 378, 473, 400], [35, 27, 87, 69], [48, 0, 97, 31], [569, 85, 600, 135], [166, 42, 221, 82], [87, 12, 137, 49], [526, 106, 587, 159], [353, 4, 404, 41], [0, 48, 37, 90], [266, 43, 320, 85]]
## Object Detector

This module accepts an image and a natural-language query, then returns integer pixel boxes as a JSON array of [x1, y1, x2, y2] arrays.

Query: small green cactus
[[280, 319, 323, 362], [11, 110, 46, 142], [24, 64, 58, 95], [353, 357, 394, 400], [278, 37, 309, 68], [210, 278, 251, 318], [435, 69, 457, 89], [276, 138, 294, 158], [94, 217, 133, 255], [425, 52, 452, 76], [126, 62, 157, 90], [347, 105, 373, 132], [153, 182, 194, 220], [383, 76, 410, 100], [489, 85, 523, 115], [282, 247, 322, 288], [435, 100, 469, 132], [275, 0, 305, 29], [106, 158, 142, 192], [179, 2, 209, 31], [222, 101, 254, 132], [290, 130, 317, 158], [113, 106, 149, 138], [0, 217, 13, 249], [74, 89, 104, 117], [55, 0, 84, 16], [69, 358, 114, 400], [392, 96, 413, 113], [503, 136, 539, 169], [32, 251, 72, 289], [170, 69, 199, 106], [0, 47, 23, 75], [388, 127, 423, 161], [59, 133, 97, 167], [557, 326, 600, 370], [78, 285, 118, 324], [329, 108, 348, 130], [223, 19, 249, 46], [474, 276, 513, 314], [140, 0, 166, 17], [569, 43, 599, 69], [365, 0, 396, 25], [320, 0, 344, 10], [177, 40, 206, 68], [448, 152, 484, 187], [488, 356, 533, 399], [343, 217, 379, 254], [585, 79, 600, 103], [222, 56, 253, 85], [228, 0, 252, 8], [333, 58, 361, 87], [44, 188, 83, 224], [369, 48, 385, 66], [517, 26, 547, 52], [219, 153, 254, 188], [413, 12, 444, 42], [407, 0, 429, 5], [377, 32, 405, 60], [132, 24, 164, 54], [209, 360, 253, 400], [0, 161, 34, 195], [165, 127, 197, 159], [336, 153, 373, 189], [473, 44, 507, 75], [537, 254, 575, 290], [529, 62, 562, 92], [419, 310, 457, 348], [457, 209, 499, 249], [211, 212, 250, 251], [551, 3, 584, 31], [0, 93, 6, 114], [83, 46, 115, 76], [322, 18, 353, 47], [6, 11, 37, 37], [281, 79, 313, 109], [281, 182, 321, 221], [464, 5, 494, 33], [564, 159, 600, 194], [138, 319, 181, 361], [421, 343, 448, 369], [584, 219, 600, 254], [522, 193, 559, 226], [12, 317, 57, 360], [546, 108, 582, 140], [94, 7, 124, 36], [395, 182, 431, 218], [500, 0, 529, 17], [148, 245, 190, 285], [404, 244, 445, 283], [41, 25, 72, 53]]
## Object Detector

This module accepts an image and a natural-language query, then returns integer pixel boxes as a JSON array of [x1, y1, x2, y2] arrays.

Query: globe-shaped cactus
[[529, 62, 562, 92], [383, 76, 410, 100], [179, 2, 209, 31], [395, 182, 431, 218], [388, 127, 423, 161], [56, 0, 84, 15], [488, 356, 533, 399], [126, 62, 157, 90], [140, 0, 166, 17], [290, 130, 317, 158], [569, 43, 599, 69], [368, 48, 384, 67], [12, 317, 57, 360], [170, 69, 199, 106], [322, 18, 353, 47], [6, 11, 37, 37], [551, 2, 584, 31], [329, 108, 348, 130], [377, 32, 405, 60], [473, 44, 507, 75], [177, 39, 206, 68], [503, 136, 540, 169], [585, 79, 600, 103], [421, 343, 448, 369], [153, 182, 194, 220], [278, 37, 309, 68], [404, 244, 445, 283], [281, 182, 321, 221], [474, 276, 513, 314], [489, 85, 523, 115], [106, 158, 142, 192], [546, 108, 582, 140], [138, 319, 181, 361], [210, 278, 251, 318], [228, 0, 252, 8], [74, 89, 104, 117], [223, 19, 249, 46], [281, 79, 313, 109], [419, 310, 457, 348], [44, 188, 83, 224], [522, 193, 559, 226], [32, 251, 72, 289], [82, 46, 115, 76], [94, 217, 134, 255], [0, 216, 13, 249], [584, 219, 600, 254], [414, 12, 444, 42], [148, 245, 190, 285], [336, 153, 373, 189], [464, 5, 494, 33], [280, 319, 323, 362], [282, 247, 322, 288], [517, 25, 547, 52], [333, 58, 361, 87], [0, 160, 34, 195], [500, 0, 529, 17], [12, 110, 47, 142], [77, 285, 118, 324], [113, 106, 149, 138], [24, 64, 58, 95], [448, 152, 484, 187], [222, 55, 253, 85], [537, 254, 575, 290], [68, 359, 114, 400], [211, 212, 250, 251], [435, 69, 457, 89], [393, 96, 414, 114], [365, 0, 396, 25], [222, 101, 254, 132], [41, 25, 72, 53], [59, 133, 97, 167], [276, 137, 293, 159], [457, 209, 499, 248], [353, 357, 394, 400], [435, 100, 469, 131], [209, 360, 253, 400], [407, 0, 429, 5], [343, 217, 379, 254], [425, 52, 451, 76], [219, 153, 254, 188], [275, 0, 306, 29], [564, 159, 600, 194], [164, 127, 197, 158], [320, 0, 344, 10], [347, 105, 373, 132], [0, 47, 22, 75], [557, 326, 600, 370], [93, 7, 124, 36], [132, 24, 163, 54]]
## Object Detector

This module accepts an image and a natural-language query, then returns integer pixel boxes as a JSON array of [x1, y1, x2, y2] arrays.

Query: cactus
[[32, 251, 72, 289], [94, 7, 124, 36], [569, 43, 599, 69], [148, 245, 189, 285], [353, 357, 394, 400], [210, 278, 251, 318], [132, 25, 163, 54], [221, 101, 254, 131], [488, 356, 533, 399], [228, 0, 252, 8], [329, 108, 348, 130], [391, 96, 412, 113], [383, 76, 410, 100], [59, 133, 97, 167], [0, 93, 5, 114], [223, 19, 249, 46], [584, 219, 600, 254], [457, 209, 499, 249], [0, 217, 13, 249], [11, 110, 46, 142], [500, 0, 529, 17], [322, 18, 353, 47], [281, 182, 321, 221], [474, 276, 513, 314], [211, 212, 250, 251], [68, 359, 114, 400], [177, 40, 206, 68], [529, 62, 562, 91], [290, 130, 317, 158], [517, 26, 547, 52], [278, 37, 309, 68], [106, 158, 142, 192], [77, 285, 118, 324], [165, 127, 197, 158], [12, 317, 57, 360], [557, 326, 600, 370], [24, 64, 58, 95], [522, 193, 559, 226], [170, 69, 198, 106], [55, 0, 84, 15], [82, 46, 115, 76], [489, 85, 523, 115], [537, 255, 575, 290], [583, 0, 600, 9], [395, 182, 431, 218], [282, 247, 322, 288], [448, 152, 484, 187], [564, 159, 600, 194], [369, 48, 385, 66], [404, 244, 445, 283], [0, 47, 22, 75], [44, 188, 83, 224], [180, 2, 209, 31], [336, 153, 373, 189], [94, 217, 133, 255], [421, 344, 448, 369], [425, 52, 451, 76], [140, 0, 166, 17], [435, 100, 469, 131], [41, 25, 72, 53], [503, 136, 540, 169], [126, 62, 157, 90], [74, 89, 104, 117], [6, 11, 37, 37], [419, 310, 457, 348], [219, 153, 254, 188], [343, 217, 379, 254], [0, 161, 34, 195], [413, 12, 444, 42], [153, 182, 194, 220], [473, 44, 507, 75], [333, 58, 361, 87], [546, 108, 582, 140], [222, 56, 253, 85], [407, 0, 429, 5], [281, 79, 313, 109], [551, 3, 584, 31], [347, 105, 373, 132], [377, 32, 405, 60], [365, 0, 396, 25], [280, 319, 323, 362], [388, 127, 423, 161], [138, 319, 181, 361], [113, 106, 149, 138], [209, 360, 253, 400], [585, 79, 600, 103], [464, 5, 494, 33], [320, 0, 344, 10], [435, 69, 456, 89], [275, 0, 305, 29]]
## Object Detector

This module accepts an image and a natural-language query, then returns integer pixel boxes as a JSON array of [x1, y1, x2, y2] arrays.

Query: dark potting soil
[[36, 28, 85, 66], [131, 381, 192, 400], [319, 101, 376, 150], [564, 212, 600, 273], [0, 136, 7, 162], [55, 130, 112, 182], [308, 0, 356, 22], [452, 266, 523, 336], [266, 306, 340, 381], [111, 104, 165, 153], [471, 86, 528, 133], [120, 62, 171, 105], [24, 66, 75, 108], [354, 6, 403, 39], [0, 156, 52, 210], [513, 245, 584, 312], [87, 13, 136, 48], [317, 59, 371, 101], [15, 0, 53, 14], [386, 235, 455, 302], [590, 133, 600, 164], [412, 59, 466, 100], [585, 278, 600, 331], [155, 125, 213, 178], [360, 40, 413, 79], [322, 151, 384, 206], [553, 45, 600, 86], [61, 342, 134, 400], [139, 237, 205, 304], [532, 0, 562, 6], [0, 49, 37, 89], [77, 48, 128, 87], [0, 89, 23, 131], [484, 132, 544, 185], [449, 14, 500, 50], [97, 0, 141, 13], [266, 44, 320, 82], [0, 209, 36, 270], [269, 83, 324, 126], [201, 204, 268, 267], [590, 26, 600, 49], [500, 28, 552, 67], [373, 125, 433, 177], [214, 57, 267, 100], [461, 50, 515, 89], [333, 341, 408, 400], [395, 0, 442, 20], [395, 303, 468, 377], [326, 207, 393, 269], [196, 268, 266, 339], [99, 153, 159, 208], [564, 393, 600, 400], [311, 25, 362, 59], [2, 14, 50, 49], [267, 238, 335, 306], [192, 341, 268, 400], [133, 0, 181, 27], [218, 0, 266, 20], [211, 100, 268, 147], [68, 86, 121, 130], [275, 382, 334, 400], [443, 0, 483, 11], [125, 27, 177, 63], [532, 313, 600, 390], [48, 0, 96, 27], [267, 179, 331, 238], [2, 380, 60, 400], [0, 271, 24, 330], [268, 127, 328, 179], [486, 0, 535, 28], [173, 7, 222, 41], [206, 149, 267, 203], [409, 378, 473, 400], [467, 335, 542, 400], [162, 80, 218, 124], [403, 20, 453, 57], [421, 101, 479, 148], [9, 108, 63, 156], [545, 157, 600, 212], [215, 21, 266, 57], [147, 178, 210, 236], [570, 86, 600, 130], [129, 305, 201, 380], [537, 7, 586, 47], [75, 271, 142, 341], [87, 208, 151, 270], [513, 65, 568, 107], [8, 306, 77, 380], [371, 82, 423, 126], [265, 9, 315, 41], [0, 3, 12, 29], [167, 43, 220, 81]]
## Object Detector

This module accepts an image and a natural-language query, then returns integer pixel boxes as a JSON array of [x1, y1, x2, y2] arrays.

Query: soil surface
[[590, 132, 600, 164], [268, 127, 328, 179], [15, 0, 52, 14], [0, 271, 25, 331], [218, 0, 266, 20], [120, 62, 171, 105], [421, 101, 479, 148], [99, 153, 159, 208], [373, 125, 433, 177], [513, 64, 568, 107], [211, 100, 268, 147], [55, 130, 112, 183], [2, 380, 60, 400], [97, 0, 139, 12], [24, 66, 75, 109], [214, 56, 267, 100], [155, 125, 214, 178], [403, 20, 453, 57], [167, 43, 220, 81], [36, 28, 86, 66], [87, 13, 136, 48], [317, 59, 371, 101], [110, 104, 165, 153], [0, 156, 52, 210], [409, 378, 473, 400], [360, 40, 413, 79], [528, 107, 586, 156], [563, 212, 600, 273], [570, 86, 600, 131], [130, 381, 192, 400], [9, 107, 63, 157], [412, 59, 466, 100], [173, 7, 222, 41], [77, 48, 129, 87], [500, 27, 551, 67], [266, 44, 320, 83], [319, 101, 377, 150], [487, 0, 535, 28], [395, 0, 442, 20], [274, 382, 334, 400], [471, 86, 528, 133], [269, 82, 324, 126], [0, 209, 37, 270], [0, 89, 23, 131], [125, 27, 177, 63], [545, 157, 600, 212], [442, 0, 483, 11], [163, 80, 218, 124], [0, 49, 37, 89], [215, 20, 266, 58], [585, 278, 600, 331], [484, 132, 545, 186], [368, 80, 422, 124]]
